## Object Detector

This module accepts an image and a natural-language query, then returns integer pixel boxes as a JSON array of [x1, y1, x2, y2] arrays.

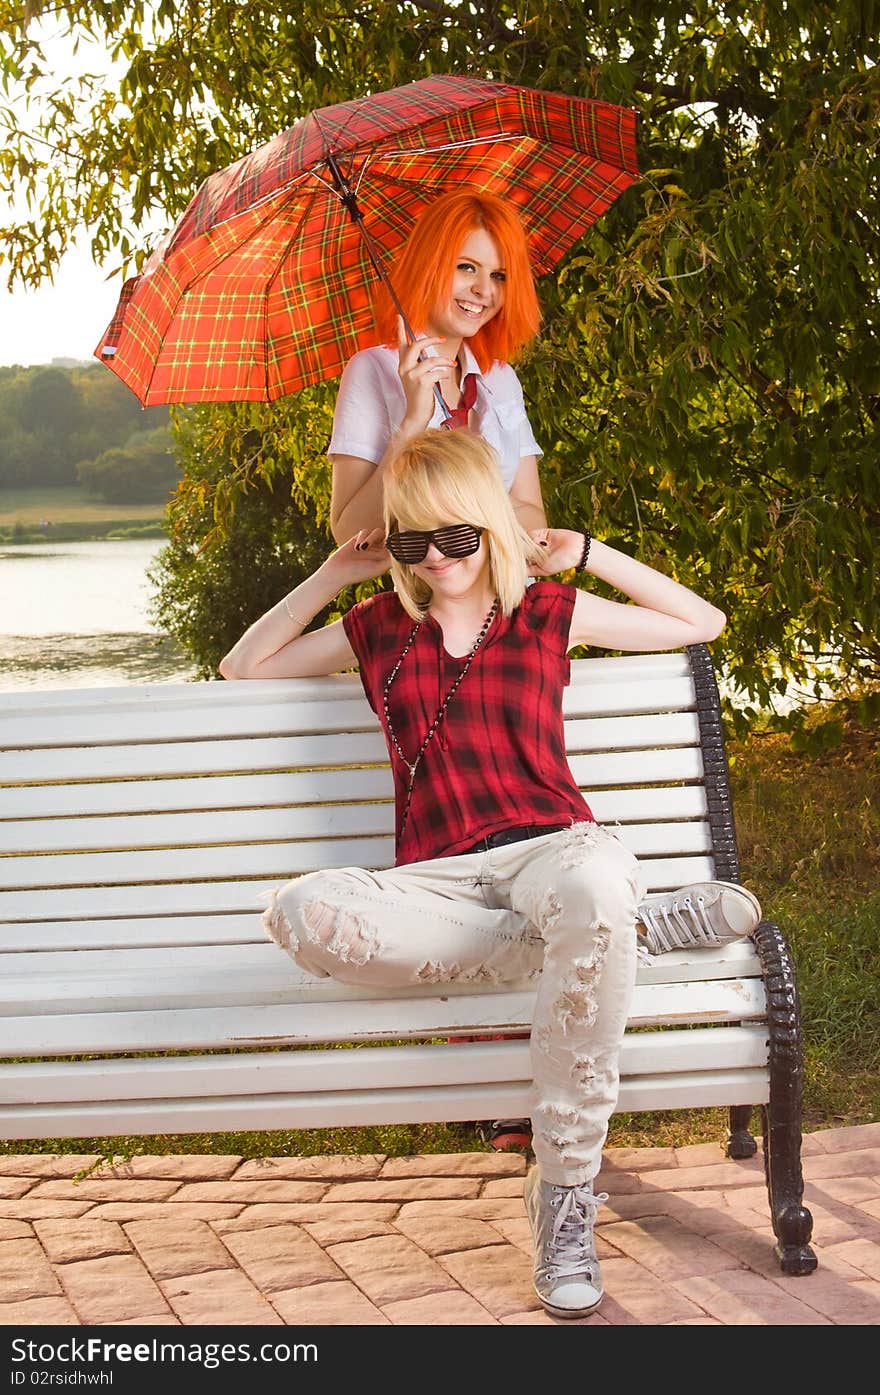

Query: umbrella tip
[[100, 346, 117, 358]]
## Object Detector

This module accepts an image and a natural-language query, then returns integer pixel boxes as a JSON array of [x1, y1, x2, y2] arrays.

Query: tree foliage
[[0, 362, 170, 490], [148, 399, 335, 677], [75, 424, 178, 503], [2, 2, 878, 736]]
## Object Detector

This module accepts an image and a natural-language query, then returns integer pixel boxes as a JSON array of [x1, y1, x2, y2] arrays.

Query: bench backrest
[[0, 647, 770, 1140], [0, 648, 737, 935]]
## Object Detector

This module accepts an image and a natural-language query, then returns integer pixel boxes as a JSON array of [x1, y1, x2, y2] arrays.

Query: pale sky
[[0, 243, 128, 368], [0, 19, 134, 368]]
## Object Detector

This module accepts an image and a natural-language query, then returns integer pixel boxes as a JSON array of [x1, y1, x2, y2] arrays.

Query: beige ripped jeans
[[263, 822, 646, 1187]]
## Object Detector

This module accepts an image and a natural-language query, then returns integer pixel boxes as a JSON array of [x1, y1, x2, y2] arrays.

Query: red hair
[[372, 190, 541, 371]]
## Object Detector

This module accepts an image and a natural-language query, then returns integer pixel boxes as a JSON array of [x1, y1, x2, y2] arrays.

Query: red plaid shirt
[[343, 581, 594, 866]]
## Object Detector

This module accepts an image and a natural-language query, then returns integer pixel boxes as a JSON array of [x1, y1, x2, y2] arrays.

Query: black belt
[[463, 823, 569, 856]]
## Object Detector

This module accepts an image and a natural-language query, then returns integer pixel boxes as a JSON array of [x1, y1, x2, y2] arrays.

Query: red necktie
[[443, 372, 477, 429]]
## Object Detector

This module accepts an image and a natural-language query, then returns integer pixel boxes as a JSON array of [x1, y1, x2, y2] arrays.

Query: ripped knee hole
[[301, 899, 379, 966]]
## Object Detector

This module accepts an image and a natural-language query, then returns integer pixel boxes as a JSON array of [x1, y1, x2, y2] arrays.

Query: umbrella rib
[[184, 166, 341, 245], [312, 97, 387, 168], [354, 151, 375, 196], [348, 133, 520, 203], [308, 167, 346, 200], [376, 132, 518, 157]]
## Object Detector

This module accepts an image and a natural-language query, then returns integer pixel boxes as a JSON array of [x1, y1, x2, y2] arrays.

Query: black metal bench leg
[[727, 1104, 758, 1158], [754, 920, 818, 1276]]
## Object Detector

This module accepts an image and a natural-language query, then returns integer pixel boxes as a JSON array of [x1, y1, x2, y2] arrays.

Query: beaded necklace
[[382, 596, 500, 839]]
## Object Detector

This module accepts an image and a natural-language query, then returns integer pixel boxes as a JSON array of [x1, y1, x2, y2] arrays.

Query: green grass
[[726, 721, 880, 1133], [2, 719, 877, 1163], [0, 486, 165, 540]]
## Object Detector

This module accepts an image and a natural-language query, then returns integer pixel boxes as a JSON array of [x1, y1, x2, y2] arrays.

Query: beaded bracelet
[[575, 530, 592, 573], [283, 596, 310, 627]]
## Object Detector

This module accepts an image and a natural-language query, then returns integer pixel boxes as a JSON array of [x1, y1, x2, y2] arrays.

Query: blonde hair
[[383, 430, 540, 620]]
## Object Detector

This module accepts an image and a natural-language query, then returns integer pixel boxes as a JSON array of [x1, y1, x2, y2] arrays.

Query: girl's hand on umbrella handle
[[526, 528, 587, 576], [396, 317, 452, 431], [396, 315, 450, 372]]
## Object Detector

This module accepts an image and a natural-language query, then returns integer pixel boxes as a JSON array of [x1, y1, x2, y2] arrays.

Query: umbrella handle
[[325, 149, 453, 424], [375, 278, 453, 428], [408, 337, 456, 429], [353, 231, 455, 426]]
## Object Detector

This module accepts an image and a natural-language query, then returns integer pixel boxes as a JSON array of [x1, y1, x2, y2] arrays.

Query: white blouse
[[328, 341, 542, 489]]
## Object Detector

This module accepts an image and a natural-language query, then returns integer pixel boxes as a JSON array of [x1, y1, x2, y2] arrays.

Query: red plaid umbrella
[[95, 75, 639, 406]]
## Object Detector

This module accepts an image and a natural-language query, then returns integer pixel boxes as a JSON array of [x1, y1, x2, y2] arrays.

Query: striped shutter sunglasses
[[385, 524, 484, 565]]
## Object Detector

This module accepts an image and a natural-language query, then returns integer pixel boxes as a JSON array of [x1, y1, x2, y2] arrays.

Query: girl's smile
[[411, 535, 492, 607]]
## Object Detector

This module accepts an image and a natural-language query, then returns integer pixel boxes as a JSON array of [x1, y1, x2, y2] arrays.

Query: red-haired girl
[[329, 189, 547, 544]]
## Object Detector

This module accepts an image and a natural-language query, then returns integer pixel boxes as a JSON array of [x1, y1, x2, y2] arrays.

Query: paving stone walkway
[[1, 1123, 879, 1326]]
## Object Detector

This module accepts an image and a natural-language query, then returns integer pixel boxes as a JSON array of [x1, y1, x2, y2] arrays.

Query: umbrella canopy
[[96, 75, 639, 405]]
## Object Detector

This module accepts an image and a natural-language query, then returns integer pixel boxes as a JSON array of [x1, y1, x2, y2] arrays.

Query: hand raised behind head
[[326, 528, 391, 584], [526, 528, 588, 576]]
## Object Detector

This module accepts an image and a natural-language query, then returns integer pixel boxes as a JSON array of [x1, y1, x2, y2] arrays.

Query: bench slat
[[0, 978, 767, 1056], [0, 835, 390, 889], [3, 767, 708, 825], [0, 716, 701, 793], [0, 939, 763, 1003], [1, 685, 699, 751], [0, 892, 758, 970], [0, 745, 704, 795], [0, 657, 689, 727], [565, 712, 700, 752], [0, 1028, 770, 1104], [0, 913, 262, 952], [0, 653, 691, 718], [0, 669, 697, 749], [0, 1068, 770, 1139], [6, 769, 393, 820], [0, 805, 714, 857], [0, 733, 389, 785], [569, 749, 704, 788], [0, 854, 717, 922], [0, 821, 714, 890], [0, 696, 376, 749]]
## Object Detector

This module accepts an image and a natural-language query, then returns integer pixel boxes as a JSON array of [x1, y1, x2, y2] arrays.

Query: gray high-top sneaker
[[637, 881, 761, 955], [524, 1166, 607, 1319]]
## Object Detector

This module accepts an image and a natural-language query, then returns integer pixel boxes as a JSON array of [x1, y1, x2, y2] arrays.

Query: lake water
[[0, 539, 820, 709], [0, 539, 197, 691]]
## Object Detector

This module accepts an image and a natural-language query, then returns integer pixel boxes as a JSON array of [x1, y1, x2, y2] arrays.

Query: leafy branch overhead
[[1, 2, 878, 740]]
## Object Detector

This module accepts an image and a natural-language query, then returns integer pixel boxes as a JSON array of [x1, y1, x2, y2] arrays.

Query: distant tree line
[[0, 363, 178, 502]]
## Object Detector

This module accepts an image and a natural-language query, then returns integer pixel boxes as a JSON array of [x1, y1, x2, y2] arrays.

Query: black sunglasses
[[385, 523, 484, 565]]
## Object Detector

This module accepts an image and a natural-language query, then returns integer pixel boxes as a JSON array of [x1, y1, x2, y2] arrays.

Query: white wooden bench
[[0, 645, 816, 1274]]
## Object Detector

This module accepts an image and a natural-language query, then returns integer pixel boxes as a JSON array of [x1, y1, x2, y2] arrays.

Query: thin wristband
[[283, 596, 311, 628], [575, 530, 592, 573]]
